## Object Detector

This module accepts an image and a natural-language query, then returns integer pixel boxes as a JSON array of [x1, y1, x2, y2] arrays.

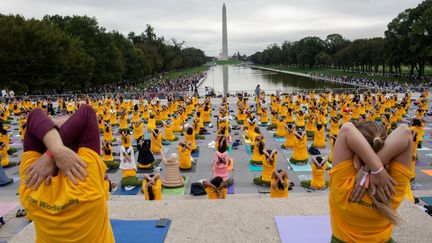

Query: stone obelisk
[[221, 3, 228, 60]]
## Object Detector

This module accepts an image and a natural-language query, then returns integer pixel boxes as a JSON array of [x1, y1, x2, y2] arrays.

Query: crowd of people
[[0, 86, 430, 242], [310, 73, 431, 92]]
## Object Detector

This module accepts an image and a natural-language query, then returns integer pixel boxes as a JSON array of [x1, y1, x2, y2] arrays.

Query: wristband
[[370, 166, 384, 175], [45, 150, 54, 159]]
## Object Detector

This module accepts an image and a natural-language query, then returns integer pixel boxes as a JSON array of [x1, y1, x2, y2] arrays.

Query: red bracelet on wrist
[[45, 150, 54, 159]]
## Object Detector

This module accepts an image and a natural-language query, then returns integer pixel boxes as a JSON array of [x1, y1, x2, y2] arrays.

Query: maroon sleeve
[[23, 108, 57, 153], [23, 105, 100, 155], [59, 104, 100, 154]]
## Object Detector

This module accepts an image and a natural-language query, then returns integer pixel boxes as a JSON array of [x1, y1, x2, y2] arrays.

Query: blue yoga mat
[[112, 185, 142, 195], [111, 219, 171, 243], [420, 196, 432, 206], [274, 137, 286, 142], [192, 150, 200, 158], [288, 161, 312, 172], [249, 163, 263, 172], [245, 145, 252, 155]]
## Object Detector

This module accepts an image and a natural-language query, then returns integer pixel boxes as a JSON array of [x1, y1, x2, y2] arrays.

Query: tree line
[[249, 0, 432, 78], [0, 14, 207, 93]]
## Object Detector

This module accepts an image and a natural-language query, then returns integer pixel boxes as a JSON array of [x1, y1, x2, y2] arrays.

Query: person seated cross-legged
[[19, 105, 114, 242], [329, 122, 413, 242], [202, 177, 228, 199]]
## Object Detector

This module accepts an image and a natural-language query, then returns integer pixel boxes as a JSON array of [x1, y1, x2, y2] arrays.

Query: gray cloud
[[0, 0, 423, 56]]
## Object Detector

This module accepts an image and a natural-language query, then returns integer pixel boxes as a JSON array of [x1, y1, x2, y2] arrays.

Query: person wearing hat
[[160, 146, 184, 188]]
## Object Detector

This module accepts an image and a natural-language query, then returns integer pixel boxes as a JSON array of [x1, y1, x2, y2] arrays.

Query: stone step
[[8, 192, 432, 243]]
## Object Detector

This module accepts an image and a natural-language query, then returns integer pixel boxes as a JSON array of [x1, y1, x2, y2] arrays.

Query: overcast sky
[[0, 0, 424, 56]]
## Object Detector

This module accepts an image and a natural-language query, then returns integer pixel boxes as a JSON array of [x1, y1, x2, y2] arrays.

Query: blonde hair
[[355, 121, 400, 224]]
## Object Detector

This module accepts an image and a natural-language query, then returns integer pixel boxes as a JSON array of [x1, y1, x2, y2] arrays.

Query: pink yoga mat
[[0, 202, 20, 217], [275, 215, 331, 243]]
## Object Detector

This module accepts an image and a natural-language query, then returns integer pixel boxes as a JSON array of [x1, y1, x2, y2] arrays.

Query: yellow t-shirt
[[143, 179, 162, 200], [178, 146, 192, 169], [205, 187, 227, 199], [19, 148, 114, 243], [270, 177, 288, 198], [329, 160, 411, 243]]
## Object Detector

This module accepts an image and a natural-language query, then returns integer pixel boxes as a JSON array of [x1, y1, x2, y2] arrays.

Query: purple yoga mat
[[228, 184, 234, 194], [275, 215, 331, 243], [416, 161, 428, 166]]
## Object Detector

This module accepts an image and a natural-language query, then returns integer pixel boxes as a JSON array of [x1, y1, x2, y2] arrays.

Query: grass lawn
[[161, 65, 208, 80], [215, 60, 242, 65]]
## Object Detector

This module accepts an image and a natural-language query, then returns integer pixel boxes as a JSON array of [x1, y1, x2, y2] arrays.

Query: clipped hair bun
[[373, 137, 384, 152]]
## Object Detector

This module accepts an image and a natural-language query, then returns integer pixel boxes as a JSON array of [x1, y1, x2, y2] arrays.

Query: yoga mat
[[425, 153, 432, 158], [275, 215, 331, 243], [274, 137, 286, 142], [423, 135, 430, 139], [180, 162, 197, 173], [191, 150, 200, 158], [421, 170, 432, 177], [417, 147, 431, 151], [256, 185, 270, 193], [243, 135, 251, 144], [258, 122, 268, 127], [416, 161, 428, 166], [0, 202, 20, 217], [137, 159, 162, 173], [112, 185, 142, 195], [228, 184, 234, 194], [106, 167, 120, 174], [245, 145, 252, 155], [249, 163, 263, 172], [420, 196, 432, 206], [111, 219, 171, 243], [288, 161, 312, 172], [162, 177, 188, 196]]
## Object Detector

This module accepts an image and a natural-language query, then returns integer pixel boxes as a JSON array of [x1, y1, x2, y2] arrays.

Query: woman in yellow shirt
[[203, 177, 228, 199], [163, 120, 178, 141], [290, 130, 308, 165], [147, 114, 156, 131], [103, 122, 114, 142], [313, 123, 326, 148], [178, 141, 192, 170], [281, 124, 295, 149], [270, 169, 289, 198], [119, 109, 128, 131], [300, 156, 328, 189], [150, 128, 162, 154], [142, 173, 162, 201], [329, 122, 412, 243], [132, 120, 144, 142], [250, 130, 264, 165], [102, 140, 119, 169], [253, 148, 277, 186], [184, 126, 198, 153], [295, 110, 305, 129], [19, 105, 114, 242], [305, 114, 316, 139], [274, 116, 286, 138]]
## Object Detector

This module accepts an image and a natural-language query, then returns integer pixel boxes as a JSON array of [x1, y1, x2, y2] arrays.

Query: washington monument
[[221, 3, 228, 60]]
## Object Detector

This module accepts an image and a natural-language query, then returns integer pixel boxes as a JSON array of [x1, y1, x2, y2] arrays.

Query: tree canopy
[[0, 14, 207, 93], [250, 0, 432, 77]]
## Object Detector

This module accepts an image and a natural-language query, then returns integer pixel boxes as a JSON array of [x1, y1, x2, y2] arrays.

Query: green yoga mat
[[162, 177, 188, 196], [420, 196, 432, 206]]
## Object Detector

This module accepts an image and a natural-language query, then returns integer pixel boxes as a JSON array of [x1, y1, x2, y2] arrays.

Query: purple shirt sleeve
[[23, 108, 57, 153]]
